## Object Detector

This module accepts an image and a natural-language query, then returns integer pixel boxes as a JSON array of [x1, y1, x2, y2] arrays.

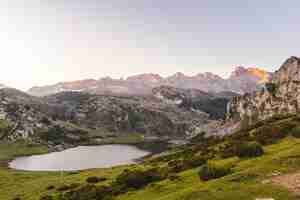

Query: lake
[[9, 145, 152, 171]]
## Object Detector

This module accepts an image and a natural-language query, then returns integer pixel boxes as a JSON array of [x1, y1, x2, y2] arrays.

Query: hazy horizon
[[1, 1, 300, 91]]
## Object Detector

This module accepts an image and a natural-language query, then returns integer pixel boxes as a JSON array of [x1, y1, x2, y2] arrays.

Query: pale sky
[[0, 0, 300, 91]]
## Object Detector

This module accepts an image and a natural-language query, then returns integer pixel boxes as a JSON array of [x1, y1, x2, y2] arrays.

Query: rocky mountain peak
[[227, 56, 300, 130], [230, 66, 271, 82], [230, 66, 248, 77], [272, 56, 300, 84], [172, 72, 186, 78], [61, 79, 98, 89], [126, 73, 163, 83]]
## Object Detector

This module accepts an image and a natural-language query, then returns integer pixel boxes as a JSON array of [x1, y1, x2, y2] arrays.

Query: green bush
[[39, 125, 66, 145], [166, 155, 206, 174], [40, 195, 53, 200], [168, 173, 181, 181], [62, 184, 113, 200], [198, 161, 232, 181], [265, 82, 278, 96], [46, 185, 55, 190], [56, 183, 80, 192], [167, 160, 187, 173], [0, 119, 11, 139], [62, 184, 97, 200], [86, 176, 107, 184], [291, 126, 300, 138], [252, 125, 286, 144], [184, 155, 206, 168], [236, 142, 264, 158], [114, 168, 163, 191]]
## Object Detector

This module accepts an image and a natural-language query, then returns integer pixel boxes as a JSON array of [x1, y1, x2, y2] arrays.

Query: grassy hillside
[[2, 115, 300, 199]]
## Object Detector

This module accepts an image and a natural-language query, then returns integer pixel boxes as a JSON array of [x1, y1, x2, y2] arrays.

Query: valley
[[1, 56, 300, 200], [3, 114, 300, 200], [1, 1, 300, 200]]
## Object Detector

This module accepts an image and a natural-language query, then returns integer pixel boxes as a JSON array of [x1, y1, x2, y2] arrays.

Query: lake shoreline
[[3, 137, 187, 171], [7, 140, 177, 172]]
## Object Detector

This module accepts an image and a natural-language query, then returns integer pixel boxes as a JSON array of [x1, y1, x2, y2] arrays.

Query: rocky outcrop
[[152, 86, 213, 105], [0, 88, 91, 148], [227, 56, 300, 128], [45, 91, 213, 138], [1, 86, 233, 144], [28, 67, 271, 97]]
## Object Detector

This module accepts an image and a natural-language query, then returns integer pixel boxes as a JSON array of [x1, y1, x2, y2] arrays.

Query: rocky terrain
[[227, 56, 300, 129], [0, 85, 235, 148], [28, 67, 271, 96]]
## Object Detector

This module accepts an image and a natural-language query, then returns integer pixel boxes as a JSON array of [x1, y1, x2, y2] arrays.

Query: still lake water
[[9, 145, 151, 171]]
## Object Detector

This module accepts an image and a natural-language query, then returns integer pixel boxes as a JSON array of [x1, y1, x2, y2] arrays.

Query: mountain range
[[28, 66, 272, 97], [1, 57, 300, 150]]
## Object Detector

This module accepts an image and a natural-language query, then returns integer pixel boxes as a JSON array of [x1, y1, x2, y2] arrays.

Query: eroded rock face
[[0, 88, 52, 140], [152, 86, 213, 105], [227, 56, 300, 128]]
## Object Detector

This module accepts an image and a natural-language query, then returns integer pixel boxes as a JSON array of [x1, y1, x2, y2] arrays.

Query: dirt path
[[271, 172, 300, 195]]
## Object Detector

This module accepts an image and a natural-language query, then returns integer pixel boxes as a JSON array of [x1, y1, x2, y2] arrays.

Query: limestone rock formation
[[227, 56, 300, 128]]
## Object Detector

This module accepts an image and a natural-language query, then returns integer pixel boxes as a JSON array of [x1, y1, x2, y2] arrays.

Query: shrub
[[39, 195, 53, 200], [236, 142, 264, 158], [184, 155, 206, 168], [291, 126, 300, 138], [219, 141, 240, 158], [168, 160, 187, 173], [56, 183, 80, 192], [168, 173, 181, 181], [167, 156, 206, 174], [278, 121, 298, 135], [114, 168, 163, 191], [63, 184, 97, 200], [46, 185, 55, 190], [62, 184, 113, 200], [0, 119, 11, 139], [198, 161, 232, 181], [86, 176, 107, 184], [39, 125, 66, 145], [252, 125, 286, 144], [265, 82, 278, 96]]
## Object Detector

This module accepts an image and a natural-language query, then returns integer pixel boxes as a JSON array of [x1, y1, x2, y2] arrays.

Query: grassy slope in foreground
[[1, 138, 300, 200], [117, 138, 300, 200], [3, 114, 300, 200]]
